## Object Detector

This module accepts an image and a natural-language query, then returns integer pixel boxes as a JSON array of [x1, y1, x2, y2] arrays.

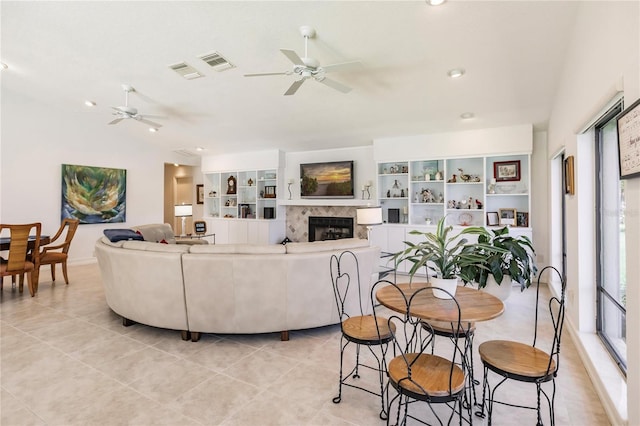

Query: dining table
[[0, 235, 50, 252]]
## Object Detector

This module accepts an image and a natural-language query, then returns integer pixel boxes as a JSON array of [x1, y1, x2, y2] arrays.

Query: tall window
[[595, 102, 627, 374]]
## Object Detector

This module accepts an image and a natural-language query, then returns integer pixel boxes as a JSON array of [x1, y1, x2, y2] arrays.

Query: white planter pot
[[479, 274, 512, 301], [431, 277, 458, 299]]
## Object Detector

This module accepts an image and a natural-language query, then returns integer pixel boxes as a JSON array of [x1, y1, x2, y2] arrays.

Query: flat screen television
[[300, 160, 354, 198]]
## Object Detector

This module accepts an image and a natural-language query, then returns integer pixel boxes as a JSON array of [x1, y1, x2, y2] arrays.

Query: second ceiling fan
[[244, 26, 362, 96]]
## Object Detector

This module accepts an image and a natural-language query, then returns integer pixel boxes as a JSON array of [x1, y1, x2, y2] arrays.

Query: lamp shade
[[174, 204, 193, 217], [357, 206, 383, 226]]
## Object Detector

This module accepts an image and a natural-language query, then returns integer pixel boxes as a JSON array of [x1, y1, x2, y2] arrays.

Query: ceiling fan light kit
[[244, 25, 361, 96]]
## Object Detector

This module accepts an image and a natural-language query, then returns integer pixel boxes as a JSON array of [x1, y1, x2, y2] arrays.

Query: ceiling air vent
[[169, 62, 203, 80], [198, 51, 234, 72]]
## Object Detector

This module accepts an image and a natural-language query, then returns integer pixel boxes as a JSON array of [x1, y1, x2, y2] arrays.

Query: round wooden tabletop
[[375, 282, 504, 323]]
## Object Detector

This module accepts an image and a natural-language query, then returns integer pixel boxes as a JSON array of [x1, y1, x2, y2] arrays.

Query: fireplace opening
[[308, 216, 354, 242]]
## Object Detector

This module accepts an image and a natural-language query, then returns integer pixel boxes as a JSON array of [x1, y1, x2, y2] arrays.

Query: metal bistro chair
[[379, 284, 468, 426], [0, 223, 42, 297], [331, 251, 395, 420], [476, 266, 566, 426]]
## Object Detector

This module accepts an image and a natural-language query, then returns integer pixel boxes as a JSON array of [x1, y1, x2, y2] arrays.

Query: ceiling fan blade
[[244, 72, 289, 77], [108, 118, 124, 125], [321, 61, 363, 73], [280, 49, 305, 66], [284, 79, 305, 96], [317, 77, 352, 94], [137, 118, 163, 128], [140, 114, 167, 119]]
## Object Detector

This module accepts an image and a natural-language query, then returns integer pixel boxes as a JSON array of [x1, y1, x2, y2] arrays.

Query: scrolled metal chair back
[[330, 250, 364, 325], [532, 265, 567, 379]]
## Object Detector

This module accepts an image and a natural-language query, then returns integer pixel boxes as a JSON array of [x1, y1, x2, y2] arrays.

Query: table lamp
[[356, 206, 382, 244], [174, 204, 192, 237]]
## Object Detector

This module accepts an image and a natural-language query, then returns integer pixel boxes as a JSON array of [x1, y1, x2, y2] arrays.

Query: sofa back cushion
[[285, 238, 369, 254], [131, 223, 177, 244]]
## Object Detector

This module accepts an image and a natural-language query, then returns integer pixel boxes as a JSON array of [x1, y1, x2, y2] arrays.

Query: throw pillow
[[103, 229, 144, 243]]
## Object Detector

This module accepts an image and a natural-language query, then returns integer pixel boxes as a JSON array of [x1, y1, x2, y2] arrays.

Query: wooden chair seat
[[479, 340, 556, 381], [423, 320, 476, 337], [342, 315, 395, 344], [388, 353, 465, 397]]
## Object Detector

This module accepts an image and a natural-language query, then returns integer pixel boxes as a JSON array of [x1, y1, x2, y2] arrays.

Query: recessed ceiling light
[[196, 147, 204, 151], [84, 100, 96, 107], [460, 112, 475, 120], [1, 62, 8, 70], [427, 0, 446, 5], [174, 163, 179, 167], [447, 68, 465, 79], [149, 127, 158, 133]]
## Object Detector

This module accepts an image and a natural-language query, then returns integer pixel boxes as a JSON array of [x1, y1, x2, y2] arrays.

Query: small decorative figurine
[[458, 169, 471, 182], [448, 174, 457, 183]]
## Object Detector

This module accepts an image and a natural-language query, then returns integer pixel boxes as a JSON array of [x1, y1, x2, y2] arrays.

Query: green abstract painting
[[61, 164, 126, 224]]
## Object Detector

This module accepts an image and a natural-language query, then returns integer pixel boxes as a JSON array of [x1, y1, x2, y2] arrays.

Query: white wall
[[0, 88, 197, 263], [546, 2, 639, 424]]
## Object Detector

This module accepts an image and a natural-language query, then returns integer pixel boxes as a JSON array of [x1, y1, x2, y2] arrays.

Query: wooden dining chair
[[381, 285, 469, 426], [330, 251, 395, 420], [476, 266, 566, 426], [0, 223, 42, 297], [38, 218, 79, 285]]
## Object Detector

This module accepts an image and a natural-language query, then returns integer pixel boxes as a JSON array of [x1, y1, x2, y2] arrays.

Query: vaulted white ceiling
[[1, 1, 579, 157]]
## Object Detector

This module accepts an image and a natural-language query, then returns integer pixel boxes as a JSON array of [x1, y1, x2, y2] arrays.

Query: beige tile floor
[[1, 264, 609, 425]]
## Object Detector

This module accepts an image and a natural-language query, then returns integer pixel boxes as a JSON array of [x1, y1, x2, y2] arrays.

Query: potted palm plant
[[459, 226, 537, 300], [393, 216, 501, 299]]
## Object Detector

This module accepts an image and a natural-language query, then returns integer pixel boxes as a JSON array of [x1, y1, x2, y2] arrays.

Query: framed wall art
[[493, 160, 521, 182], [617, 97, 640, 179], [61, 164, 126, 224], [196, 184, 204, 204], [564, 155, 575, 195]]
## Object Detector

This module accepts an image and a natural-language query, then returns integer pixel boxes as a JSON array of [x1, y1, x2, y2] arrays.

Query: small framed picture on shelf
[[494, 160, 521, 182], [516, 211, 529, 227], [196, 184, 204, 204], [486, 211, 499, 226], [264, 185, 276, 198], [499, 208, 517, 226]]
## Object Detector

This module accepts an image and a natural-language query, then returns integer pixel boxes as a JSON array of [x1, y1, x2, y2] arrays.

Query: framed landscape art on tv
[[300, 160, 354, 198]]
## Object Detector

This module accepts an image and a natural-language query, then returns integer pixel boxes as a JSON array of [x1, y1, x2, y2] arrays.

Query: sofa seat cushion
[[189, 244, 285, 254], [285, 238, 369, 254]]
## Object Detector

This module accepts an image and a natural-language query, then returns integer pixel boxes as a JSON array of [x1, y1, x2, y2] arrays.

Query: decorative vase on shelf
[[391, 179, 401, 197]]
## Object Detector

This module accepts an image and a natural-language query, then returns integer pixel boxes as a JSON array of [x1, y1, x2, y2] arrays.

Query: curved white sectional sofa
[[95, 232, 380, 341]]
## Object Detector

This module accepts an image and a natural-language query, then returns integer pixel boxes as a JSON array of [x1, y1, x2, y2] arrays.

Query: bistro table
[[376, 282, 504, 323], [375, 282, 505, 414]]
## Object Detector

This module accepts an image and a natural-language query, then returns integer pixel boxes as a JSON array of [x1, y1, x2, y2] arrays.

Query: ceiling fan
[[109, 84, 164, 128], [244, 26, 362, 96]]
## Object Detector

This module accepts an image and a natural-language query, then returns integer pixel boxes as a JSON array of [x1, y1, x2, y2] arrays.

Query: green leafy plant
[[393, 216, 501, 280], [460, 226, 537, 291]]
